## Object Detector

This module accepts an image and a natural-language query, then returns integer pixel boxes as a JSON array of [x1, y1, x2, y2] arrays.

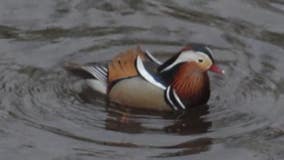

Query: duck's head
[[158, 44, 224, 74]]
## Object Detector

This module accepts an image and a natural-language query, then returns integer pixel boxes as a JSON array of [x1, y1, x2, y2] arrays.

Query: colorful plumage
[[65, 44, 224, 111]]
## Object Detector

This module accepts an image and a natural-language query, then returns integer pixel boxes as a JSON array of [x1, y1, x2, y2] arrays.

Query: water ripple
[[0, 0, 283, 159]]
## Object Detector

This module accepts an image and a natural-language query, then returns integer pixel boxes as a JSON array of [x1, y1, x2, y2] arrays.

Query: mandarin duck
[[65, 44, 224, 112]]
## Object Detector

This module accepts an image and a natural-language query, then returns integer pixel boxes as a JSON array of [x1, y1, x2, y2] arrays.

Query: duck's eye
[[198, 59, 203, 63]]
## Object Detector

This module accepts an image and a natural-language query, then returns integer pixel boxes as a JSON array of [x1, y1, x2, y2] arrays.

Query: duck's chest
[[172, 72, 210, 107]]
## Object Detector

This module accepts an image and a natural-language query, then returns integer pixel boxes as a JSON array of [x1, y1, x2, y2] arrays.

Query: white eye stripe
[[161, 51, 195, 72], [195, 51, 211, 60], [161, 51, 211, 72]]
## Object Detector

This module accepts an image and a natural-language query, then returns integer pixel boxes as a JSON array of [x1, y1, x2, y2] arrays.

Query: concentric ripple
[[0, 0, 283, 160]]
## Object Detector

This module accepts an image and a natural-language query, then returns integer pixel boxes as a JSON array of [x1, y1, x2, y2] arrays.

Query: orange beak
[[209, 64, 225, 74]]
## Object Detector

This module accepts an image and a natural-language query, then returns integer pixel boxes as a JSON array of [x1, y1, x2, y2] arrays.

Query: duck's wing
[[64, 47, 162, 94], [144, 50, 162, 65], [135, 56, 166, 90], [108, 47, 161, 84], [64, 62, 108, 81], [80, 64, 108, 82], [64, 62, 108, 94]]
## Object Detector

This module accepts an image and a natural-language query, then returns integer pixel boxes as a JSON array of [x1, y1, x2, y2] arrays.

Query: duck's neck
[[170, 62, 210, 107]]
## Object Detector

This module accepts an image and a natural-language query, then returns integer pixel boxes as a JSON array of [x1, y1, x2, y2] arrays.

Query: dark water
[[0, 0, 284, 159]]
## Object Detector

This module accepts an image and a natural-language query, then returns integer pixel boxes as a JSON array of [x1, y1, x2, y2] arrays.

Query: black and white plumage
[[165, 86, 187, 111]]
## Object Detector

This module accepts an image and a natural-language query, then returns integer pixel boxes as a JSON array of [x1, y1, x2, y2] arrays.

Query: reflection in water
[[164, 105, 211, 135], [77, 87, 213, 156], [104, 104, 212, 157], [155, 138, 212, 158], [0, 0, 284, 159], [104, 104, 211, 135], [79, 87, 211, 135]]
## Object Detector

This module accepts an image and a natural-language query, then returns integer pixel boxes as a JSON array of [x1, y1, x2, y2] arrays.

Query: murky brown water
[[0, 0, 284, 159]]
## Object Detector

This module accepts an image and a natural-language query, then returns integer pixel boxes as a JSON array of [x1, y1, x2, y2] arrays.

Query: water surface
[[0, 0, 283, 160]]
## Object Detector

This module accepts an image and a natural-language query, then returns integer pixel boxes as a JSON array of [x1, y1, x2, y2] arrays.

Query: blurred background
[[0, 0, 283, 160]]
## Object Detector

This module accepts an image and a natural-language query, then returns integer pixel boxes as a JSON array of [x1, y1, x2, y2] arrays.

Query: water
[[0, 0, 283, 159]]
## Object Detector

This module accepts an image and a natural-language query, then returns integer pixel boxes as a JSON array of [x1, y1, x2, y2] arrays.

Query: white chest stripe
[[165, 86, 186, 111], [172, 89, 186, 109], [136, 56, 166, 90], [166, 86, 178, 111]]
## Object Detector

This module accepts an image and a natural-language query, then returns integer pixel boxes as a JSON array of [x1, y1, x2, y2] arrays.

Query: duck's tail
[[64, 62, 108, 95]]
